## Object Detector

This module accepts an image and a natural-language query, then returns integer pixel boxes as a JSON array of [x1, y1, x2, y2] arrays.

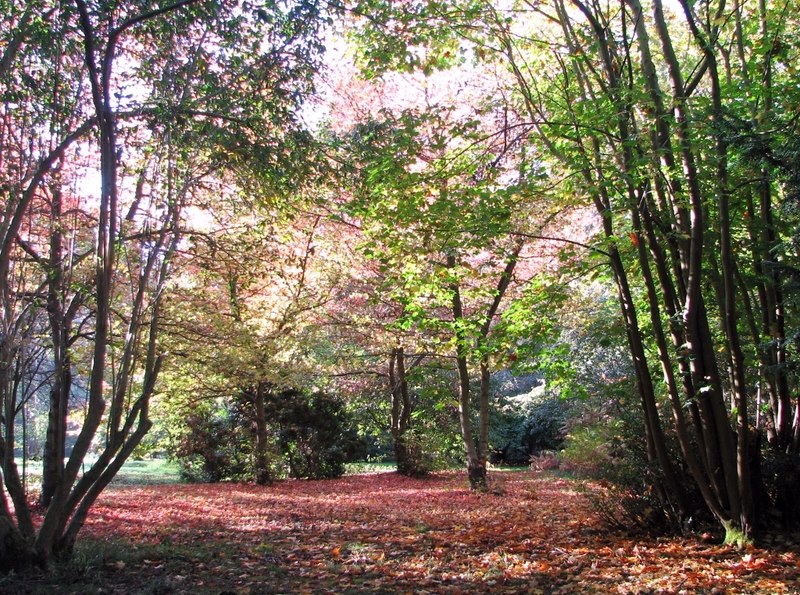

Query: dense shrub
[[345, 365, 464, 475], [269, 390, 366, 479], [173, 388, 365, 482], [176, 409, 253, 482], [763, 449, 800, 528], [559, 383, 705, 535], [561, 416, 674, 534]]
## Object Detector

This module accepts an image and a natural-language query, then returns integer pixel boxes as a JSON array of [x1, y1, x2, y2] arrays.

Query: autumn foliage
[[5, 471, 798, 594]]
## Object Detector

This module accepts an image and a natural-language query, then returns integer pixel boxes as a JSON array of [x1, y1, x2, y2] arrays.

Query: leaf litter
[[4, 471, 798, 594]]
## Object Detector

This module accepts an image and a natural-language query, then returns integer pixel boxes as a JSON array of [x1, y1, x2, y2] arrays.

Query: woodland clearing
[[2, 470, 798, 594]]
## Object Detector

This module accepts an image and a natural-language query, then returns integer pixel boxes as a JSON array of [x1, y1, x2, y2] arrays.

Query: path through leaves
[[6, 471, 799, 593]]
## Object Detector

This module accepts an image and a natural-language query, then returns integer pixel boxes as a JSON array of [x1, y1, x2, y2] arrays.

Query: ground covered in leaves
[[3, 471, 799, 594]]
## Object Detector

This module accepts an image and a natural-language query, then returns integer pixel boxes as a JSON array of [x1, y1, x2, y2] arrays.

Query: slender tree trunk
[[42, 180, 71, 507], [390, 346, 420, 476], [254, 382, 271, 485], [36, 4, 119, 560], [700, 17, 755, 540], [556, 0, 687, 522], [448, 254, 486, 490], [479, 359, 490, 474]]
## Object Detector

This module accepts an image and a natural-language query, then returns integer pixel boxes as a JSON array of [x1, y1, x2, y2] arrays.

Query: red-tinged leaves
[[14, 472, 800, 593]]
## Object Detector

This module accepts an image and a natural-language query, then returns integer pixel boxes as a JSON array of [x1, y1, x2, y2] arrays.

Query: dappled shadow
[[5, 471, 798, 594]]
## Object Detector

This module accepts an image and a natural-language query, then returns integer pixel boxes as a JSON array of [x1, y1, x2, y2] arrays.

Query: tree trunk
[[390, 347, 421, 476], [448, 254, 487, 490], [254, 382, 271, 485], [657, 0, 753, 541], [41, 180, 72, 507], [0, 516, 36, 573]]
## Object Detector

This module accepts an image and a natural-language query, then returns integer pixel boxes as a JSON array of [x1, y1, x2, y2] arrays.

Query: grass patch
[[111, 458, 182, 485], [13, 457, 182, 489], [488, 465, 530, 473], [345, 462, 535, 476], [343, 461, 397, 475]]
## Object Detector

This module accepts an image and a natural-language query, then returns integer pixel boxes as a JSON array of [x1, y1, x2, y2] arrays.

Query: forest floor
[[3, 470, 799, 594]]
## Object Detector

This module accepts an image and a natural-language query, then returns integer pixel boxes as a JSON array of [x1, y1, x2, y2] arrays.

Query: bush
[[559, 419, 623, 478], [763, 450, 800, 528], [172, 388, 365, 482], [270, 391, 365, 480], [489, 388, 569, 466], [175, 409, 252, 483], [559, 392, 700, 536]]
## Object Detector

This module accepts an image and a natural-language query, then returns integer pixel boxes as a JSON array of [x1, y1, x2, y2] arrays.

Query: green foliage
[[349, 0, 478, 77], [488, 378, 569, 466], [402, 369, 465, 471], [561, 415, 672, 534], [560, 418, 627, 480], [171, 387, 365, 482], [403, 420, 464, 474], [343, 363, 464, 474], [269, 390, 366, 480], [560, 379, 697, 535], [762, 450, 800, 528], [175, 407, 254, 483], [394, 429, 436, 477]]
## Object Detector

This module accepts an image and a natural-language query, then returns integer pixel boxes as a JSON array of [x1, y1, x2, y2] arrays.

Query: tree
[[1, 0, 328, 570], [344, 0, 800, 541], [337, 78, 568, 487], [159, 207, 343, 485]]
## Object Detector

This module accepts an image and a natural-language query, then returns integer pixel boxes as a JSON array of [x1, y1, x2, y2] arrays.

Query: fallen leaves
[[8, 471, 799, 594]]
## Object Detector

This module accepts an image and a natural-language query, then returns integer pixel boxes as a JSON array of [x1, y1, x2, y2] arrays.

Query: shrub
[[489, 389, 569, 466], [270, 391, 365, 479], [172, 388, 365, 482], [763, 450, 800, 528], [175, 410, 252, 483], [560, 394, 700, 536]]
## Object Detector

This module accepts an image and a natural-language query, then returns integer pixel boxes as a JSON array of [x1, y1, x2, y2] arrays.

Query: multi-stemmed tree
[[339, 86, 566, 488], [1, 0, 327, 570]]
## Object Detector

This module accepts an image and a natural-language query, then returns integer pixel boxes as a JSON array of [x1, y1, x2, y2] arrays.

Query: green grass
[[343, 461, 398, 475], [111, 458, 182, 485], [13, 457, 182, 488], [14, 458, 526, 486], [488, 465, 531, 473]]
